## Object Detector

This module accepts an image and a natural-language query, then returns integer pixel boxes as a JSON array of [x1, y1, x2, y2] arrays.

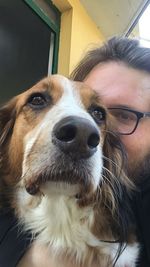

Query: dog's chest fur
[[16, 190, 139, 267], [18, 190, 97, 259]]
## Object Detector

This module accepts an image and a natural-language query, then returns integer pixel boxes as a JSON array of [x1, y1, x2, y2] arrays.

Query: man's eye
[[116, 112, 134, 123], [90, 107, 106, 123], [119, 113, 129, 120], [27, 93, 47, 108]]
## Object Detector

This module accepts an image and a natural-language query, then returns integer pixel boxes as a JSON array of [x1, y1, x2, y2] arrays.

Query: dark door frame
[[24, 0, 60, 73]]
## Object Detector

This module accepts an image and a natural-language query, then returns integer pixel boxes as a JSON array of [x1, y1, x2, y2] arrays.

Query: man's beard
[[127, 152, 150, 186]]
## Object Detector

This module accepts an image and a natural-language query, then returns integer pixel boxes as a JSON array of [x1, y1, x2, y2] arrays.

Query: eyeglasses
[[108, 107, 150, 135]]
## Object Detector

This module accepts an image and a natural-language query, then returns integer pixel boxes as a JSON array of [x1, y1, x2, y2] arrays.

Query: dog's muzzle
[[24, 116, 101, 196], [52, 116, 100, 159]]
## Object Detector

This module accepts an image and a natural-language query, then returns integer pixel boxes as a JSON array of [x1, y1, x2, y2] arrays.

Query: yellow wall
[[52, 0, 104, 76]]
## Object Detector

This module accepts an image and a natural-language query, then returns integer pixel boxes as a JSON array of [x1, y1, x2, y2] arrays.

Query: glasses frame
[[108, 107, 150, 135]]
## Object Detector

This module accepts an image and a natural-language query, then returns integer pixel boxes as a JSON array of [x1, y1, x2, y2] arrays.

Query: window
[[0, 0, 60, 103]]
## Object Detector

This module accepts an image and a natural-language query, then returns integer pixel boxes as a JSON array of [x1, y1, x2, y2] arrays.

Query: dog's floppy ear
[[102, 129, 135, 246], [103, 112, 130, 187], [0, 98, 17, 147], [103, 131, 127, 182], [0, 98, 17, 206]]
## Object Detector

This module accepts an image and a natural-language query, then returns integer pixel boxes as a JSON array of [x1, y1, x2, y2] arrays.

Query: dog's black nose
[[52, 116, 100, 158]]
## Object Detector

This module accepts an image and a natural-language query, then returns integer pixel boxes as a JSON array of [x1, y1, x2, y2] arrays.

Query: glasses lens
[[109, 109, 137, 134]]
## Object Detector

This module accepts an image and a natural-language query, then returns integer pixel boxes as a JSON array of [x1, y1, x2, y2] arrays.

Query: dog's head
[[0, 74, 131, 210], [0, 75, 106, 198]]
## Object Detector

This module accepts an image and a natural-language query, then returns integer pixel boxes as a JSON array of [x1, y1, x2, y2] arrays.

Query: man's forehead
[[84, 61, 150, 110]]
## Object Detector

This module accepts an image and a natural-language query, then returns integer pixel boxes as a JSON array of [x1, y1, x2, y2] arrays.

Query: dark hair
[[71, 36, 150, 81]]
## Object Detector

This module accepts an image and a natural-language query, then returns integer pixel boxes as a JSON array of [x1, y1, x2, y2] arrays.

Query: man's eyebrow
[[108, 104, 133, 109]]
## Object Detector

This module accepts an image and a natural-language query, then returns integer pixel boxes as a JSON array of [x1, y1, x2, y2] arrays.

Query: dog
[[0, 75, 139, 267]]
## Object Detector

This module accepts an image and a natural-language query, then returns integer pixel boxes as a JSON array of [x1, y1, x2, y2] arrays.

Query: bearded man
[[71, 37, 150, 266]]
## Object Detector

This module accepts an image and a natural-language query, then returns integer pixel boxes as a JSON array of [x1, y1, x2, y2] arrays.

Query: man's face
[[84, 61, 150, 180]]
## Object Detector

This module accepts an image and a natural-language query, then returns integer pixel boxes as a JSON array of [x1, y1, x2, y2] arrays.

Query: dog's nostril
[[53, 116, 100, 159], [88, 133, 100, 148], [56, 124, 77, 142]]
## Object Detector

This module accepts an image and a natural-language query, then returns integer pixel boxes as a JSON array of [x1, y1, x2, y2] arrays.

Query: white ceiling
[[80, 0, 150, 38]]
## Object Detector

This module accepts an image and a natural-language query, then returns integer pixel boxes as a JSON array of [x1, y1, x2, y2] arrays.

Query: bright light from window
[[139, 4, 150, 48]]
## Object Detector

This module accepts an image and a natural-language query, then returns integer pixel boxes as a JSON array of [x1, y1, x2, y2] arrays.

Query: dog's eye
[[27, 93, 47, 108], [90, 106, 106, 124]]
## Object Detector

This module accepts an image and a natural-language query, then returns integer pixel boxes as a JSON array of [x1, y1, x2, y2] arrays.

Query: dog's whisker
[[102, 155, 122, 170], [101, 175, 118, 208], [102, 165, 122, 187]]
